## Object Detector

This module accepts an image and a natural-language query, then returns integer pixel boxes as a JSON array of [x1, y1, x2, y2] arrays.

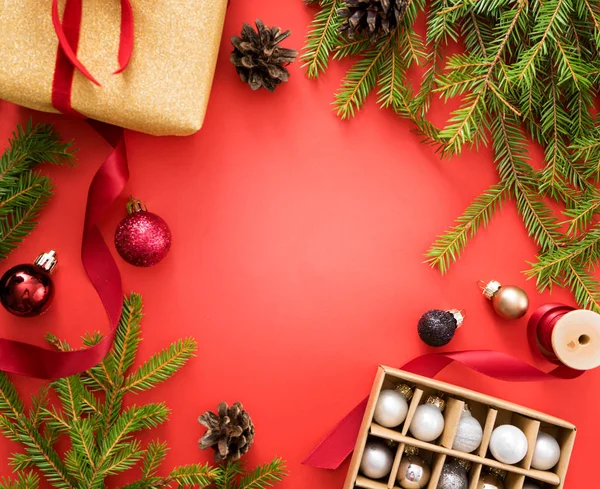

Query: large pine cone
[[339, 0, 409, 40], [230, 20, 298, 92], [198, 402, 255, 463]]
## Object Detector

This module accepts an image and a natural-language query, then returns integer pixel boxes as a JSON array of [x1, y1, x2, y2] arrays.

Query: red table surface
[[0, 1, 598, 488]]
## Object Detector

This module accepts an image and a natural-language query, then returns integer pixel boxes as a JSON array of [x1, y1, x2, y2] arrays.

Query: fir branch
[[302, 0, 342, 78], [142, 441, 169, 479], [124, 338, 197, 393], [236, 459, 287, 489], [425, 183, 508, 273]]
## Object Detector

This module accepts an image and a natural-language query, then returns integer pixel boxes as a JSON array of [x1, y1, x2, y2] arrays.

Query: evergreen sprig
[[303, 0, 600, 309], [0, 294, 287, 489], [0, 121, 75, 261]]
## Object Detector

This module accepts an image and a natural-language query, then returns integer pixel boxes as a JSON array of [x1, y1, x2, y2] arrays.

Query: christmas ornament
[[114, 197, 172, 267], [418, 309, 464, 347], [531, 431, 561, 470], [373, 384, 413, 428], [480, 280, 529, 320], [489, 425, 528, 465], [522, 482, 540, 489], [476, 468, 506, 489], [359, 439, 394, 479], [437, 458, 470, 489], [230, 20, 298, 92], [397, 445, 431, 488], [199, 401, 255, 463], [339, 0, 409, 41], [0, 251, 58, 317], [452, 404, 483, 453], [409, 395, 445, 442]]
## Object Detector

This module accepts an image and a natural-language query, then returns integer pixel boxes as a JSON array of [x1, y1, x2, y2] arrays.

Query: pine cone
[[198, 402, 255, 463], [230, 20, 298, 92], [339, 0, 409, 40]]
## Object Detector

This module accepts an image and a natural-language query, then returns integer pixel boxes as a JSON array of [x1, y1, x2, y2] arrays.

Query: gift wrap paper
[[0, 1, 227, 135]]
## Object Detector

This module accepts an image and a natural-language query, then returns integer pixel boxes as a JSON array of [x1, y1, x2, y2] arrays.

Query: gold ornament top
[[455, 458, 472, 472], [395, 383, 414, 401], [404, 445, 419, 456], [448, 309, 465, 327], [127, 196, 147, 214], [34, 250, 58, 274], [480, 280, 502, 300], [426, 395, 446, 411], [486, 467, 507, 481]]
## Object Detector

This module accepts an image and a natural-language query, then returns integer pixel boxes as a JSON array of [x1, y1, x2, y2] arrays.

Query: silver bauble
[[531, 432, 561, 470], [374, 389, 409, 428], [452, 410, 483, 453], [397, 454, 431, 488], [437, 461, 468, 489], [359, 439, 394, 479]]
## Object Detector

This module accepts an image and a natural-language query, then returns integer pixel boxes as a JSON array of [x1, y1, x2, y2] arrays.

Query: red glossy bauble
[[114, 197, 172, 267], [0, 251, 58, 317]]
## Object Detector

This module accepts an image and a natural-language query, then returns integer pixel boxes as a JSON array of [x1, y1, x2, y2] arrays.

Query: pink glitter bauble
[[115, 207, 172, 267]]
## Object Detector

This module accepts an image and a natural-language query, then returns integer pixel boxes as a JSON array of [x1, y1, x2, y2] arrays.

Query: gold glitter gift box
[[0, 1, 227, 136]]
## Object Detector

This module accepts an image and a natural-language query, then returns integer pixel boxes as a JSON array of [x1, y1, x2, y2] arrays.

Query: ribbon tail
[[114, 0, 134, 74], [302, 398, 368, 470], [52, 0, 101, 86]]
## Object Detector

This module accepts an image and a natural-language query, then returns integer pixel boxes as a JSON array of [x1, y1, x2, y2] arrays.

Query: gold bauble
[[397, 455, 431, 488], [476, 473, 505, 489], [492, 285, 529, 320]]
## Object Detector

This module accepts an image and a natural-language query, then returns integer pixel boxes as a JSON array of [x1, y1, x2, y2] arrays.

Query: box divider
[[467, 463, 483, 489], [512, 414, 540, 470], [505, 472, 525, 489], [440, 398, 464, 449], [387, 443, 405, 489], [426, 452, 446, 489], [478, 408, 497, 458], [402, 388, 423, 436]]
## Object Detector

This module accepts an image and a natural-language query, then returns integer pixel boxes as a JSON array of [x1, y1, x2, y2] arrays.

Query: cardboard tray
[[344, 366, 576, 489]]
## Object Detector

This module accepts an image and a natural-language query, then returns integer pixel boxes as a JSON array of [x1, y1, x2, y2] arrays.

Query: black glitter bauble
[[437, 461, 468, 489], [418, 310, 458, 347]]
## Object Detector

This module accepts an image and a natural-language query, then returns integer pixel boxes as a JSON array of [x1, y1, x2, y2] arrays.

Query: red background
[[0, 1, 598, 488]]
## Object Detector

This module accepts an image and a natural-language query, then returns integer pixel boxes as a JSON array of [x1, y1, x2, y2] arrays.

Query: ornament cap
[[462, 402, 471, 413], [480, 280, 502, 300], [426, 395, 446, 411], [126, 196, 147, 214], [34, 250, 58, 274], [448, 309, 465, 328], [404, 445, 419, 456], [395, 383, 414, 401], [487, 467, 507, 481], [454, 458, 472, 472]]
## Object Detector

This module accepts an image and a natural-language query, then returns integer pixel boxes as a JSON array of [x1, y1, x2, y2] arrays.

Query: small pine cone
[[339, 0, 409, 40], [198, 402, 255, 463], [230, 19, 298, 92]]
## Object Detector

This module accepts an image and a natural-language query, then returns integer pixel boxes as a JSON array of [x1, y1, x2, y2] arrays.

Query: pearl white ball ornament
[[359, 439, 394, 479], [522, 482, 540, 489], [374, 385, 412, 428], [489, 425, 528, 465], [452, 407, 483, 453], [409, 396, 445, 442], [531, 431, 561, 470]]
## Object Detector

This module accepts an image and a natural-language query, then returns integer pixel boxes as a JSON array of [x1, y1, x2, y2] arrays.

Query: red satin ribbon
[[303, 349, 583, 470], [52, 0, 134, 86]]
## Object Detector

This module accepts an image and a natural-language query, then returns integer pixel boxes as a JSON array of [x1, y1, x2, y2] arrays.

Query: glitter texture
[[114, 211, 172, 267], [437, 461, 468, 489], [417, 310, 458, 347], [0, 0, 227, 136]]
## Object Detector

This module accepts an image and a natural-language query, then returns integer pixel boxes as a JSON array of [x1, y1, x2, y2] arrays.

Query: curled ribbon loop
[[51, 0, 134, 85]]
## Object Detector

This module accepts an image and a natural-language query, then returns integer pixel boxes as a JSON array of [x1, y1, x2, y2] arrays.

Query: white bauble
[[374, 389, 409, 428], [489, 425, 528, 465], [409, 404, 445, 442], [359, 440, 394, 479], [531, 432, 561, 470], [522, 483, 540, 489], [453, 410, 483, 453]]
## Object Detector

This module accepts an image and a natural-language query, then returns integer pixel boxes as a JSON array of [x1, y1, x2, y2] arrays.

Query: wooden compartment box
[[344, 366, 576, 489]]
